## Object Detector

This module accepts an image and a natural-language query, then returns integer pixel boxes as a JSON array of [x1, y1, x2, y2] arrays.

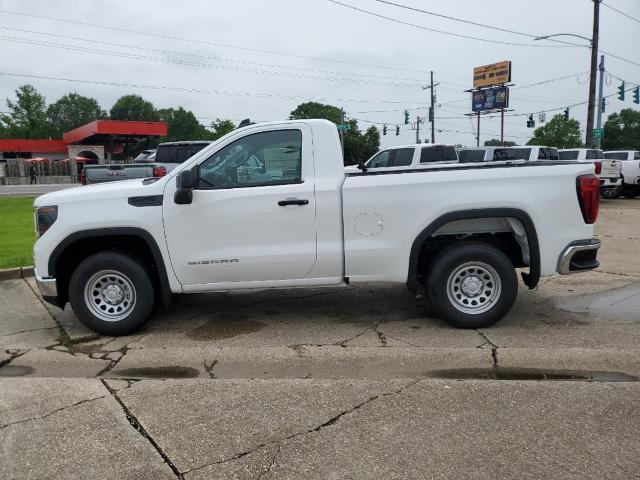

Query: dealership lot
[[1, 199, 639, 479]]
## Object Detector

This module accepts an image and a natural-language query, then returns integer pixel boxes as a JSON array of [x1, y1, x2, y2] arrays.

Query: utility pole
[[415, 116, 421, 144], [586, 0, 602, 147], [430, 70, 435, 143], [476, 112, 481, 147], [422, 70, 439, 143], [339, 108, 345, 159], [595, 55, 605, 149]]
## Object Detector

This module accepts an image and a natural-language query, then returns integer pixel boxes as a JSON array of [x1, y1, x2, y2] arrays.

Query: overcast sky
[[0, 0, 638, 147]]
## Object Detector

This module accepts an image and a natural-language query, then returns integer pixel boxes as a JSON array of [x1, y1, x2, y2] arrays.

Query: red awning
[[63, 120, 168, 144], [0, 139, 67, 153]]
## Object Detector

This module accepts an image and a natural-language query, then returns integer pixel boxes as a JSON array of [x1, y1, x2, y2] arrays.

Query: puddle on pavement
[[429, 368, 638, 382], [114, 366, 200, 378], [0, 365, 34, 377], [558, 282, 640, 322], [186, 313, 266, 341]]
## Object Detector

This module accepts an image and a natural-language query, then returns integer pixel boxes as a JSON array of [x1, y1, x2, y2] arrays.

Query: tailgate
[[85, 164, 154, 183], [600, 159, 621, 178]]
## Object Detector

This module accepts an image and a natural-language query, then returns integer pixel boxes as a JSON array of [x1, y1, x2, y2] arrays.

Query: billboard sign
[[472, 86, 509, 112], [473, 61, 511, 89]]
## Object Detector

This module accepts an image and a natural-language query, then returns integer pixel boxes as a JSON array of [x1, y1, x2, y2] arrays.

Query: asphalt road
[[1, 199, 639, 479]]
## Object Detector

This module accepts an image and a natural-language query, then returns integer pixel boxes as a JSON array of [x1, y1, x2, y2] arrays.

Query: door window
[[492, 149, 516, 161], [514, 148, 531, 160], [197, 130, 302, 189], [367, 150, 391, 168], [605, 152, 628, 160], [459, 150, 485, 163], [586, 149, 604, 159]]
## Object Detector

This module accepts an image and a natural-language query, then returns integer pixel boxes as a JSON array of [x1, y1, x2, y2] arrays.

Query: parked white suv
[[33, 119, 601, 335], [604, 151, 640, 198], [559, 149, 623, 199]]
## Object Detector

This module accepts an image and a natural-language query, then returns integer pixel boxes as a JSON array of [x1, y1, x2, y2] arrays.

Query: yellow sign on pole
[[473, 61, 511, 89]]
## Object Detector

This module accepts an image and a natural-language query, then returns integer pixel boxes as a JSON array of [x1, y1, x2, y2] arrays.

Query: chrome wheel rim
[[84, 270, 136, 322], [446, 261, 501, 315]]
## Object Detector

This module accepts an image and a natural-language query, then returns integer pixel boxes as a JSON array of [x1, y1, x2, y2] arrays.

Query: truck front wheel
[[426, 243, 517, 329], [69, 252, 154, 336]]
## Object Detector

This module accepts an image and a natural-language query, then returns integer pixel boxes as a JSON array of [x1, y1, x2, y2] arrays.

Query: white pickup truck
[[559, 149, 623, 199], [32, 119, 601, 335], [604, 150, 640, 198]]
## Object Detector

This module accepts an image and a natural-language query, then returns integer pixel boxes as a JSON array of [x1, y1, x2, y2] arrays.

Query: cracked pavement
[[1, 199, 639, 479]]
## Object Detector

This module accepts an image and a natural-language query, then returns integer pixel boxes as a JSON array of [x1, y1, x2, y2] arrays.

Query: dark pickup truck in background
[[82, 141, 211, 185]]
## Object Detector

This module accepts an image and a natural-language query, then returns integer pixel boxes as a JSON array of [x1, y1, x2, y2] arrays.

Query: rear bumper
[[557, 239, 601, 275], [599, 177, 622, 188]]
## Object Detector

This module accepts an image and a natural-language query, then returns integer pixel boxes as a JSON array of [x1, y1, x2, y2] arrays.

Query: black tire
[[69, 252, 154, 336], [621, 185, 639, 199], [601, 188, 620, 200], [426, 242, 518, 329]]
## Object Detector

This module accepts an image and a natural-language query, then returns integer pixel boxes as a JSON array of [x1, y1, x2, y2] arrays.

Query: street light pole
[[586, 0, 602, 147]]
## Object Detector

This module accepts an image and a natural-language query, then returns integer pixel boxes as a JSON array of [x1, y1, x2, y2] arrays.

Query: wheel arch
[[407, 208, 540, 292], [48, 227, 172, 308]]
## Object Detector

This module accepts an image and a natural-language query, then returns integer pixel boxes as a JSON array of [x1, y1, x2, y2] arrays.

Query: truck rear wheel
[[621, 185, 639, 199], [69, 252, 154, 336], [426, 243, 517, 329]]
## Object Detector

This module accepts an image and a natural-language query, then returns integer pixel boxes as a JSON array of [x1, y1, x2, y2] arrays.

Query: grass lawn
[[0, 196, 35, 269]]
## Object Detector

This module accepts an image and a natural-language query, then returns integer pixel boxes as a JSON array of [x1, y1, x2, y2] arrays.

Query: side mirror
[[357, 160, 368, 172], [174, 169, 195, 205]]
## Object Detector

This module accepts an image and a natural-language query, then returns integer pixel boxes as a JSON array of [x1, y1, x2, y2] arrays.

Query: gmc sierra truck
[[32, 119, 601, 335], [559, 148, 623, 199], [604, 150, 640, 198]]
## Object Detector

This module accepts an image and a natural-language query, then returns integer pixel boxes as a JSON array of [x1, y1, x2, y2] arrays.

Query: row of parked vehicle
[[358, 144, 640, 199]]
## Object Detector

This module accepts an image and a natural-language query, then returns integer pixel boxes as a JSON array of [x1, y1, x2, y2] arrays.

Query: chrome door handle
[[278, 198, 309, 206]]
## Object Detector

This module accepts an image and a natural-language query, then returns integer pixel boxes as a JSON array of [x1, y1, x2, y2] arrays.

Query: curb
[[0, 266, 35, 281]]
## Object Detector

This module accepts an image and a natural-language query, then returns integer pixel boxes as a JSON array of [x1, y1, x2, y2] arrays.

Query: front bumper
[[35, 270, 61, 307], [557, 239, 601, 275]]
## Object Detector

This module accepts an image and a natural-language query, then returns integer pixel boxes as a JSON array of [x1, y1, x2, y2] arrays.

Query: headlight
[[36, 206, 58, 238]]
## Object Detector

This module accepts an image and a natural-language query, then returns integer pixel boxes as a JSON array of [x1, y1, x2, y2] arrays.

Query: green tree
[[602, 108, 640, 151], [0, 84, 53, 138], [110, 95, 159, 121], [209, 118, 235, 140], [527, 114, 582, 148], [158, 107, 210, 141], [46, 93, 107, 137], [484, 139, 516, 147], [289, 101, 379, 165]]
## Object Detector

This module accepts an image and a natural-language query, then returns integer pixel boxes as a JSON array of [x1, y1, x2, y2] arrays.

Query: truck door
[[162, 125, 317, 288]]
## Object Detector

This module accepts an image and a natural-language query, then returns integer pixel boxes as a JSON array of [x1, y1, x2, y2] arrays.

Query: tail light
[[79, 169, 86, 185], [576, 174, 599, 224], [594, 161, 602, 175], [153, 165, 167, 178]]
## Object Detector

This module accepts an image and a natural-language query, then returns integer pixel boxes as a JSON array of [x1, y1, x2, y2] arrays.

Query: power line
[[0, 35, 427, 88], [0, 8, 431, 75], [0, 25, 429, 84], [326, 0, 576, 47], [0, 71, 429, 105], [369, 0, 539, 39], [602, 2, 640, 24]]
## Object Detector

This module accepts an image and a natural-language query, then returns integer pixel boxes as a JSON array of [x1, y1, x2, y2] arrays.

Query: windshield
[[559, 150, 579, 160], [604, 152, 628, 160], [538, 148, 558, 160], [513, 148, 531, 160], [458, 150, 485, 163]]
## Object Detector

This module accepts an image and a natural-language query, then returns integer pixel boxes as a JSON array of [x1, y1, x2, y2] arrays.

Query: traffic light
[[395, 125, 400, 136], [526, 114, 535, 128], [618, 81, 625, 101], [563, 108, 569, 120], [428, 106, 434, 122], [404, 110, 409, 125], [634, 86, 640, 104], [382, 124, 387, 135]]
